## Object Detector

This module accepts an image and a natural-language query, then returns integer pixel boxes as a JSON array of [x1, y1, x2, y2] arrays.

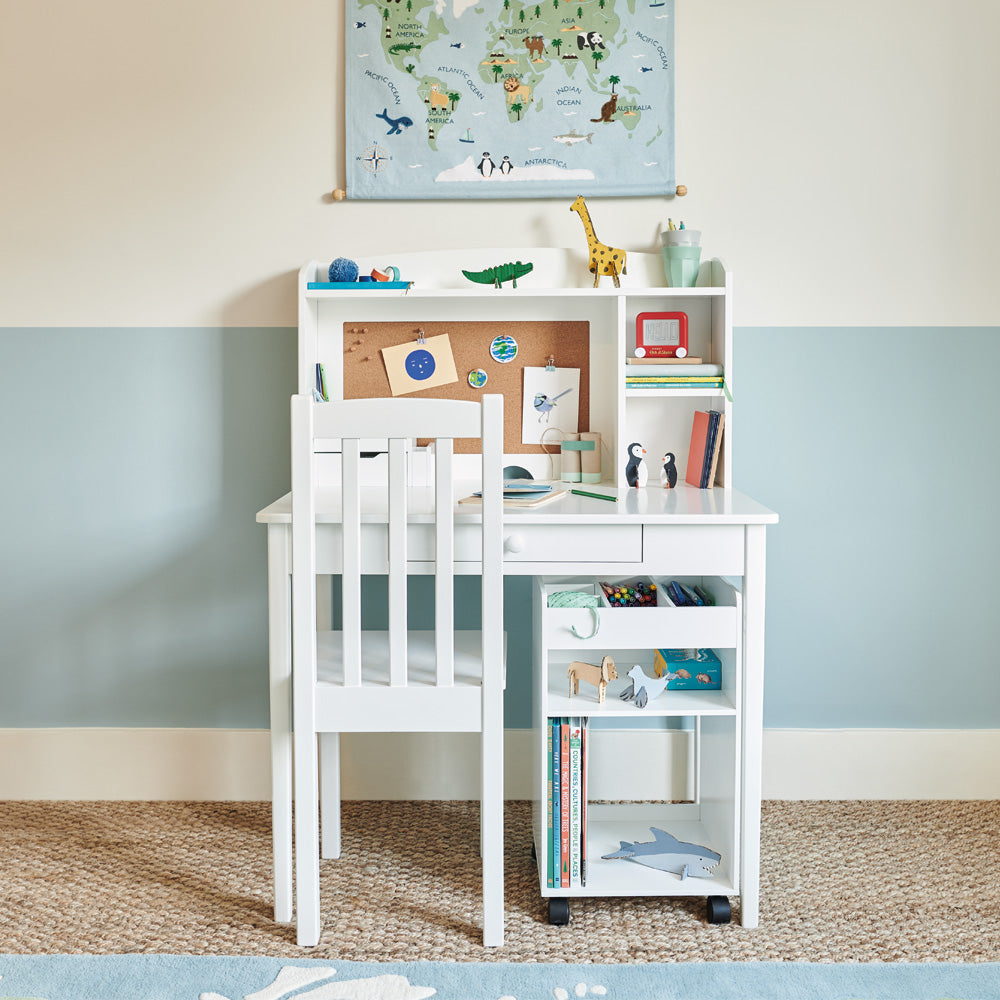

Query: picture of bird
[[533, 386, 573, 422], [660, 452, 677, 489], [625, 442, 647, 487]]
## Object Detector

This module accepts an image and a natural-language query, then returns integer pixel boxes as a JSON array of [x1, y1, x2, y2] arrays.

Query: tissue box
[[653, 648, 721, 690]]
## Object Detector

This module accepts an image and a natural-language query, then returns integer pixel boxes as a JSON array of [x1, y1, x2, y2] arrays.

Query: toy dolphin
[[601, 827, 721, 879]]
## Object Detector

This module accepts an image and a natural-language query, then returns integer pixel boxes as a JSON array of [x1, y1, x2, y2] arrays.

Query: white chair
[[290, 392, 506, 948]]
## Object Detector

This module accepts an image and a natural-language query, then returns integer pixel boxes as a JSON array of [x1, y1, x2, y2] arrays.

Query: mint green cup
[[662, 244, 701, 287]]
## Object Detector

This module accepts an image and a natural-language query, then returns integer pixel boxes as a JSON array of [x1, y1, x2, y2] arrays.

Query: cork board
[[343, 320, 590, 454]]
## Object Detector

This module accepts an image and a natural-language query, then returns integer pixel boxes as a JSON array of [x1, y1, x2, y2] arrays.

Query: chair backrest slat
[[434, 438, 455, 687], [387, 437, 408, 687], [480, 395, 504, 697], [341, 439, 363, 687], [291, 396, 318, 693]]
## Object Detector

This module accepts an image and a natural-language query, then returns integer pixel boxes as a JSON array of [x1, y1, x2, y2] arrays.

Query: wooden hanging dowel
[[331, 184, 687, 200]]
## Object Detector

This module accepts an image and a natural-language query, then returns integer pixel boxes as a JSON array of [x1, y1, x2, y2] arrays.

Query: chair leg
[[294, 730, 322, 946], [320, 733, 342, 859], [481, 715, 504, 947]]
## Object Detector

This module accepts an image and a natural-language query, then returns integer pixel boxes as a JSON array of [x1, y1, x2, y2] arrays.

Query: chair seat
[[313, 629, 507, 733]]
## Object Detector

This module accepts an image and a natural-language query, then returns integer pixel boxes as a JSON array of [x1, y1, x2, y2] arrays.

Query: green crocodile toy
[[461, 260, 534, 289]]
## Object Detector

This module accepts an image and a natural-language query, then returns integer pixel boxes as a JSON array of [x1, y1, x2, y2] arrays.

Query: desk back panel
[[342, 320, 590, 454]]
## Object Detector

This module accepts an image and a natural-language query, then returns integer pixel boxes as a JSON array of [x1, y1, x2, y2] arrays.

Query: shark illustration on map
[[345, 0, 674, 197]]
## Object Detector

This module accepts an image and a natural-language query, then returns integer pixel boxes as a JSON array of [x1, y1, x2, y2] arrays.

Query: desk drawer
[[503, 524, 642, 564], [643, 525, 744, 575], [314, 522, 642, 572], [540, 576, 740, 650]]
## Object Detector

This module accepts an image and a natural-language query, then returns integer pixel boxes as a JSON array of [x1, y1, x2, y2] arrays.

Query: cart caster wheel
[[548, 898, 570, 926], [706, 895, 731, 924]]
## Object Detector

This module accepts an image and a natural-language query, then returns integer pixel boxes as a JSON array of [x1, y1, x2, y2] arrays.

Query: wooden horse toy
[[570, 195, 627, 287], [567, 656, 618, 704]]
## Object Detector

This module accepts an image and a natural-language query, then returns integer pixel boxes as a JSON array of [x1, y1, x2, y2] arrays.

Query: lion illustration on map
[[503, 75, 533, 106]]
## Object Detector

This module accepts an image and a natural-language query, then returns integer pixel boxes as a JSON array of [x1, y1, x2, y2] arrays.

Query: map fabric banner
[[345, 0, 675, 199]]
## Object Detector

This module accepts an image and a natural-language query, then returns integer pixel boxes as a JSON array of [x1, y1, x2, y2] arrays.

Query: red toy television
[[635, 311, 689, 358]]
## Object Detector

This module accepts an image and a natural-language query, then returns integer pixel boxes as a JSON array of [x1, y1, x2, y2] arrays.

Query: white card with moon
[[521, 366, 579, 444], [382, 334, 459, 396]]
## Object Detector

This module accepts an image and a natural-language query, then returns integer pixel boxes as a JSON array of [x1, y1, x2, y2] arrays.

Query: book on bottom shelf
[[546, 716, 589, 889]]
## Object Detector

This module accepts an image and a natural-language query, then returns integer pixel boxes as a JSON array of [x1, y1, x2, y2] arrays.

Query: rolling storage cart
[[532, 575, 744, 926]]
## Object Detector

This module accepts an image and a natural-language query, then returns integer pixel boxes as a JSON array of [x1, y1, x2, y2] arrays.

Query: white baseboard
[[2, 727, 998, 801]]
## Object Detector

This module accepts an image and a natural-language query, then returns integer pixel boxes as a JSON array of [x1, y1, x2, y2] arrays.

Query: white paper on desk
[[521, 366, 579, 444]]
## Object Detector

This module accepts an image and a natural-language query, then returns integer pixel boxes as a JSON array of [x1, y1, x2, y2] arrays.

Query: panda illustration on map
[[577, 30, 605, 50]]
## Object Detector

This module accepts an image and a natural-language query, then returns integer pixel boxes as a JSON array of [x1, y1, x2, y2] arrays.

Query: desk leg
[[740, 524, 767, 928], [267, 525, 293, 923], [320, 733, 341, 859]]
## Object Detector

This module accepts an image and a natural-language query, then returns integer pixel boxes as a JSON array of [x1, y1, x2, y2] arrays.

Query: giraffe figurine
[[570, 194, 628, 287]]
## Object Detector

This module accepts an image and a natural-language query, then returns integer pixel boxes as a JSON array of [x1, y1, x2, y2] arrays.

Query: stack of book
[[624, 362, 724, 390], [546, 716, 588, 889], [685, 409, 725, 488]]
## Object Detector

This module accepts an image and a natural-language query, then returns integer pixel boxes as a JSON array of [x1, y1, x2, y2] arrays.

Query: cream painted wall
[[3, 0, 999, 328]]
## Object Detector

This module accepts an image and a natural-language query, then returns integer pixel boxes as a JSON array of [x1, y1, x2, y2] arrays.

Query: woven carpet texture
[[1, 800, 997, 962]]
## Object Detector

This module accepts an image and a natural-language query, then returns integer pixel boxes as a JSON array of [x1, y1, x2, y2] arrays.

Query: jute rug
[[1, 800, 998, 963]]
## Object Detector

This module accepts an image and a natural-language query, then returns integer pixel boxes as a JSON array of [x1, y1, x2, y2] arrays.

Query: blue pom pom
[[328, 257, 359, 282]]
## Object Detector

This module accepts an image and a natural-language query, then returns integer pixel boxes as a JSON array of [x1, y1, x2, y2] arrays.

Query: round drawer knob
[[504, 532, 526, 553]]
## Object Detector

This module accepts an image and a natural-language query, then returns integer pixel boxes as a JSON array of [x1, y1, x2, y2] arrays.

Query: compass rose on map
[[360, 142, 391, 174]]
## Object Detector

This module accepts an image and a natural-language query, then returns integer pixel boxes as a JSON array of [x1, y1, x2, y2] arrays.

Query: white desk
[[257, 484, 777, 928]]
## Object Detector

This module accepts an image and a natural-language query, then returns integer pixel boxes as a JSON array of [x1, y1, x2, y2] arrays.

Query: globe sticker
[[405, 348, 436, 381], [381, 334, 459, 396], [489, 335, 518, 363], [468, 368, 488, 388]]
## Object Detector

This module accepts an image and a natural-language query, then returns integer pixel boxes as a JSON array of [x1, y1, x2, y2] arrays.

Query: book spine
[[551, 718, 561, 889], [560, 719, 570, 889], [546, 721, 554, 889], [624, 363, 722, 376], [569, 718, 582, 887], [700, 410, 720, 488], [580, 719, 588, 887]]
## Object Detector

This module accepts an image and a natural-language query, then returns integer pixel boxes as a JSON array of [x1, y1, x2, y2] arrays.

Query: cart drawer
[[541, 577, 740, 649]]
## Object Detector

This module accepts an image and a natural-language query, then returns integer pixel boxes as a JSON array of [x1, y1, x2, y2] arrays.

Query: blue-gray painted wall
[[2, 326, 997, 729]]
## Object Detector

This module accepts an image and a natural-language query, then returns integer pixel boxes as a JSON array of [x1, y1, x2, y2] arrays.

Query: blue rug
[[1, 957, 998, 1000]]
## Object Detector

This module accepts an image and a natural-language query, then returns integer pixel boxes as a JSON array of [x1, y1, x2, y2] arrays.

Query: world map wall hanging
[[344, 0, 675, 198]]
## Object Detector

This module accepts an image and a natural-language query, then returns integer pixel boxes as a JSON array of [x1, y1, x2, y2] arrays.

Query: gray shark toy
[[601, 827, 721, 879]]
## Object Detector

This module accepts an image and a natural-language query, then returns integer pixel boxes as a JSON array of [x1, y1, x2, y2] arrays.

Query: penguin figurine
[[625, 442, 647, 488], [660, 452, 677, 489], [477, 152, 496, 177]]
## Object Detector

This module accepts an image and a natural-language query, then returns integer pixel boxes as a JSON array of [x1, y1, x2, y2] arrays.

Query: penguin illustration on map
[[499, 155, 514, 175], [477, 152, 496, 177]]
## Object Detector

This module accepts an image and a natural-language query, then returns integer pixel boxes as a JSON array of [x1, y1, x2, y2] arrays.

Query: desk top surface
[[256, 484, 778, 526]]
